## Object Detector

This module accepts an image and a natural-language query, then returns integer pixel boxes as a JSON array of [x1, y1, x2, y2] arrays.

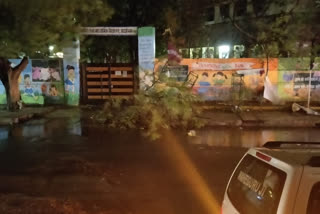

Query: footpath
[[201, 109, 320, 128], [201, 104, 320, 128], [0, 104, 320, 128], [0, 106, 55, 125]]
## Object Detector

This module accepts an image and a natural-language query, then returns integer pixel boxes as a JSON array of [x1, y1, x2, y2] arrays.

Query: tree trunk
[[0, 57, 28, 111]]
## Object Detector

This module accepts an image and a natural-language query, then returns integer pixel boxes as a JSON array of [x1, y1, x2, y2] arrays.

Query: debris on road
[[292, 103, 320, 115], [188, 130, 196, 137]]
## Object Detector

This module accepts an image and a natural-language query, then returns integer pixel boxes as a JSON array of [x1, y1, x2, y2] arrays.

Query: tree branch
[[228, 0, 257, 43], [230, 19, 257, 42], [0, 57, 10, 84], [228, 0, 301, 45], [12, 57, 28, 78], [288, 0, 301, 14]]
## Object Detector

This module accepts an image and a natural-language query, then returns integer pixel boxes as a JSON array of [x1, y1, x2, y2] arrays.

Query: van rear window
[[227, 154, 286, 214]]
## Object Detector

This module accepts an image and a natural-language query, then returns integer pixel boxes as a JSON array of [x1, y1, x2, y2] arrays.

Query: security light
[[219, 45, 230, 53], [218, 45, 230, 58]]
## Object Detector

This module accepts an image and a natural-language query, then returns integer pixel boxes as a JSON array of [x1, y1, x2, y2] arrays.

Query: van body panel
[[222, 149, 304, 214], [293, 168, 320, 214]]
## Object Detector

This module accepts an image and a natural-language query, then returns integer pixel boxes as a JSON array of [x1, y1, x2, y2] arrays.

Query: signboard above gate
[[81, 27, 138, 36]]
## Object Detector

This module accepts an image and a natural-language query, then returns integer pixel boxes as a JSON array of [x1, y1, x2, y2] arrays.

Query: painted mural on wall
[[278, 58, 320, 101], [31, 59, 65, 104], [0, 59, 65, 105], [32, 60, 62, 82], [194, 70, 232, 100], [154, 57, 320, 102], [180, 59, 266, 101], [0, 59, 32, 104], [154, 58, 268, 100], [63, 63, 79, 105], [159, 65, 189, 82], [63, 43, 80, 106], [0, 85, 5, 104]]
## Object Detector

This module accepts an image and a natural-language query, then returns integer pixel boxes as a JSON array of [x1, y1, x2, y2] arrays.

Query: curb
[[205, 120, 243, 127], [202, 115, 320, 128], [203, 120, 320, 128], [199, 104, 320, 112], [0, 107, 56, 126]]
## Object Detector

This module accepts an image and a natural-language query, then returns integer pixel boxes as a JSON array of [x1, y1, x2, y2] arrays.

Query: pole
[[307, 69, 312, 109]]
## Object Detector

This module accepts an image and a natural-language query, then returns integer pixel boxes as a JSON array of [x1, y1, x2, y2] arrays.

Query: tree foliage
[[81, 0, 173, 63], [163, 0, 212, 50], [81, 0, 213, 62], [96, 75, 204, 140], [0, 0, 113, 58], [229, 0, 320, 58]]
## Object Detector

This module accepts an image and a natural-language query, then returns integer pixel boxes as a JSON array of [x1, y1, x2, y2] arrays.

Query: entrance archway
[[80, 26, 155, 103]]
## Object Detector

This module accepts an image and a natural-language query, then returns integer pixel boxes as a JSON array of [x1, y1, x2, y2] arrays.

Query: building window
[[219, 45, 230, 59], [233, 45, 245, 58], [235, 0, 247, 17], [205, 6, 215, 22], [202, 47, 215, 58], [220, 4, 230, 20], [190, 48, 201, 59], [252, 0, 267, 16], [180, 48, 190, 58]]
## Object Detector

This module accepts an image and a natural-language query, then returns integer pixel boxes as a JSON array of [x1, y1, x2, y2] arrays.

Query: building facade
[[180, 0, 316, 59]]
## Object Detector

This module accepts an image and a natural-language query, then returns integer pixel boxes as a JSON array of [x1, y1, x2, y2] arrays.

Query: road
[[0, 109, 319, 214]]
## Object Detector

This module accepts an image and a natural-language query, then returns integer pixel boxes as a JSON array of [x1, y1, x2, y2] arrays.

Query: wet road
[[0, 109, 320, 214]]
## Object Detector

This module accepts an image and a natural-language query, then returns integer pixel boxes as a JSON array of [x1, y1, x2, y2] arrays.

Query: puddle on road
[[185, 128, 320, 147], [0, 118, 81, 138], [1, 117, 320, 150], [0, 118, 83, 152], [0, 127, 8, 141], [0, 127, 9, 151]]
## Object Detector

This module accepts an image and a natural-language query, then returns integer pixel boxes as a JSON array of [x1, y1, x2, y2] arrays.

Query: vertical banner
[[63, 40, 80, 106], [138, 27, 155, 90]]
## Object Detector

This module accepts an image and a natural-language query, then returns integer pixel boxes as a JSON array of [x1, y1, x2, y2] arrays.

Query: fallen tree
[[95, 73, 205, 140]]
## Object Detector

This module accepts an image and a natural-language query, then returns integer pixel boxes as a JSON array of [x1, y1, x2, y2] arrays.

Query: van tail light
[[256, 152, 272, 162]]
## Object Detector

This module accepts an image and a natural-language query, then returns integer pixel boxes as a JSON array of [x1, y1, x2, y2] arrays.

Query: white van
[[222, 142, 320, 214]]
